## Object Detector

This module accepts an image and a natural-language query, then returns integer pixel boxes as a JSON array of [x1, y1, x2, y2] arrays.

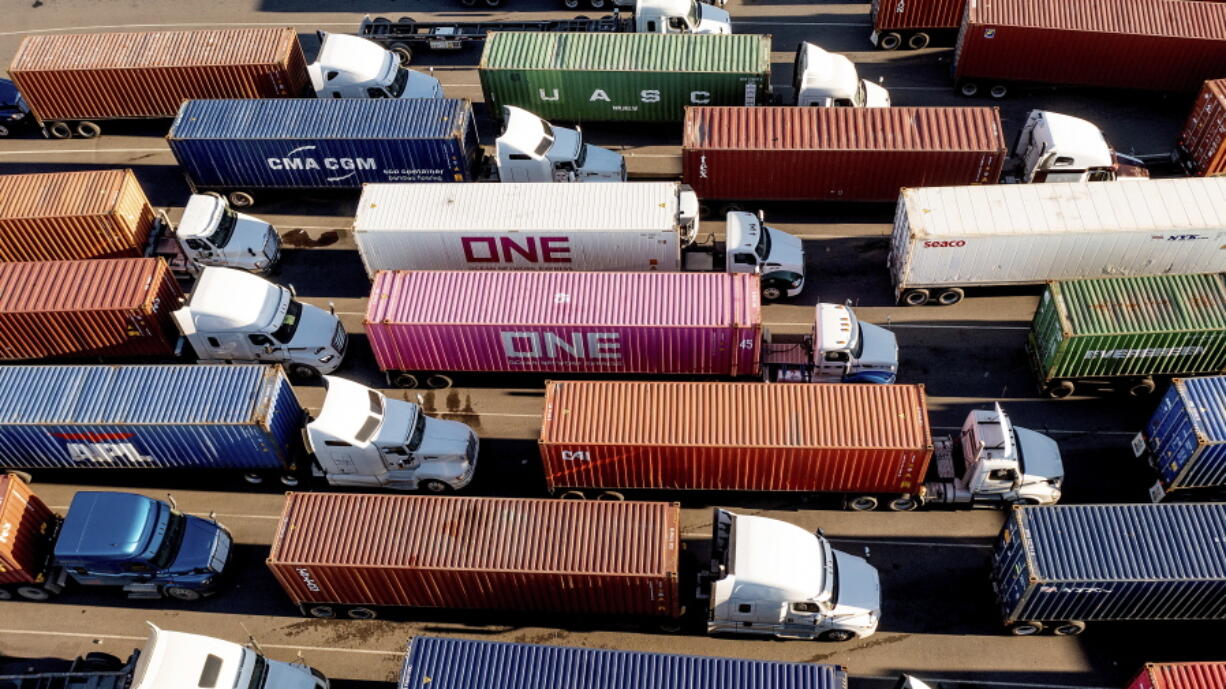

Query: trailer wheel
[[288, 364, 321, 382], [563, 0, 580, 7], [165, 586, 203, 601], [228, 191, 255, 208], [1127, 377, 1156, 398], [1052, 621, 1086, 636], [347, 607, 378, 620], [47, 121, 72, 139], [957, 81, 979, 98], [907, 32, 931, 50], [559, 490, 587, 500], [877, 32, 902, 51], [425, 374, 453, 389], [935, 288, 964, 306], [1008, 621, 1044, 636], [902, 289, 930, 306], [848, 495, 879, 511], [419, 479, 451, 494], [308, 605, 337, 618], [279, 473, 301, 487], [989, 84, 1009, 99], [82, 653, 124, 671], [460, 0, 477, 6], [76, 121, 101, 138], [1045, 380, 1076, 399], [0, 588, 12, 600], [393, 373, 420, 389], [819, 629, 856, 642], [588, 0, 607, 8], [389, 43, 413, 66], [0, 124, 11, 137], [597, 491, 625, 501], [887, 496, 919, 512], [243, 472, 265, 485], [16, 586, 50, 601]]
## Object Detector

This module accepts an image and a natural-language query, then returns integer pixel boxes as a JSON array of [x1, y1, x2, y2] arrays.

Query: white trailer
[[888, 178, 1226, 306]]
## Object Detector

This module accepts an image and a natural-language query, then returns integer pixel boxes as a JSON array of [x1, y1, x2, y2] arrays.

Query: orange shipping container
[[266, 494, 681, 619], [0, 474, 57, 586], [0, 258, 183, 361], [1178, 79, 1226, 176], [1129, 662, 1226, 689], [539, 381, 933, 494], [8, 28, 309, 125], [0, 169, 156, 262]]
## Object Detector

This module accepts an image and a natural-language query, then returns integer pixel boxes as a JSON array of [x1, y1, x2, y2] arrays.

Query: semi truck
[[0, 624, 328, 689], [538, 381, 1063, 509], [1026, 274, 1226, 399], [364, 272, 898, 388], [267, 494, 882, 641], [0, 474, 231, 602], [1133, 376, 1226, 502], [888, 178, 1226, 306], [351, 182, 803, 299], [793, 42, 890, 107]]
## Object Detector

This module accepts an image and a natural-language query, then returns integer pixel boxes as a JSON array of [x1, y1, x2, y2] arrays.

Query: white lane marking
[[931, 426, 1137, 436], [0, 22, 355, 36], [856, 677, 1115, 689], [0, 629, 401, 655], [830, 538, 993, 550]]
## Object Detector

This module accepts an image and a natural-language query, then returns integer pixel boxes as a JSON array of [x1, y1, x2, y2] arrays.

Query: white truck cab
[[634, 0, 731, 34], [308, 33, 443, 100], [306, 376, 478, 492], [793, 42, 890, 107], [496, 106, 627, 182], [177, 194, 280, 273], [1010, 110, 1150, 183], [133, 624, 326, 689], [762, 303, 899, 384], [172, 268, 348, 380], [707, 509, 880, 641], [724, 211, 805, 300]]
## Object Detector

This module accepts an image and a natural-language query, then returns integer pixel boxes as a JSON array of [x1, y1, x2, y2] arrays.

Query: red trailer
[[1177, 79, 1226, 176], [870, 0, 965, 50], [953, 0, 1226, 98], [1129, 663, 1226, 689]]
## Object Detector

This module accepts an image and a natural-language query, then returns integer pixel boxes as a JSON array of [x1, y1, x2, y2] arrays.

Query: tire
[[388, 43, 412, 66], [697, 204, 713, 220], [6, 470, 33, 484], [562, 0, 580, 7], [559, 490, 587, 500], [1127, 377, 1156, 398], [76, 121, 101, 138], [48, 121, 72, 139], [989, 84, 1009, 99], [1008, 621, 1044, 636], [419, 479, 451, 494], [243, 472, 265, 485], [761, 285, 784, 302], [0, 588, 11, 600], [394, 373, 420, 389], [82, 653, 123, 671], [1045, 380, 1076, 399], [228, 191, 254, 208], [848, 495, 879, 511], [1011, 497, 1041, 506], [936, 288, 964, 306], [888, 496, 919, 512], [16, 585, 50, 601], [902, 289, 930, 306], [907, 32, 930, 50], [819, 629, 856, 642], [0, 124, 11, 137], [347, 607, 377, 620], [483, 0, 502, 6], [877, 32, 902, 50], [656, 619, 683, 634], [460, 0, 477, 6], [288, 364, 321, 382], [597, 491, 625, 501], [280, 473, 300, 487], [958, 81, 979, 98], [588, 0, 607, 8], [425, 374, 454, 390], [165, 586, 202, 601], [308, 605, 337, 619], [1052, 621, 1086, 636]]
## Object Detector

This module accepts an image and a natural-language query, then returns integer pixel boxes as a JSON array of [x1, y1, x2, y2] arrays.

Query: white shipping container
[[889, 179, 1226, 303], [353, 183, 695, 277]]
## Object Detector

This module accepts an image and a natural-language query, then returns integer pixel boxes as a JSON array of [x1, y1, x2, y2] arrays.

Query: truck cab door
[[817, 350, 851, 382], [202, 334, 241, 361], [247, 334, 283, 362], [728, 251, 758, 275], [183, 238, 217, 265]]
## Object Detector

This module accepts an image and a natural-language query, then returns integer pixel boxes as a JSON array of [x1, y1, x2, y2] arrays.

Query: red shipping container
[[1178, 79, 1226, 176], [871, 0, 965, 33], [365, 271, 761, 379], [266, 494, 681, 618], [539, 381, 933, 494], [0, 474, 57, 587], [1129, 663, 1226, 689], [0, 258, 183, 361], [682, 106, 1006, 202], [954, 0, 1226, 93]]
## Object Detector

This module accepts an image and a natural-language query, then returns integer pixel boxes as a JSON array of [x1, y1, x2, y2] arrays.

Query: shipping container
[[353, 183, 690, 276], [365, 271, 761, 383], [8, 28, 308, 130], [1027, 274, 1226, 398], [400, 637, 848, 689], [953, 0, 1226, 95], [0, 169, 156, 263], [1129, 662, 1226, 689], [0, 474, 57, 587], [266, 494, 681, 619], [888, 178, 1226, 305], [1138, 376, 1226, 500], [0, 258, 182, 361], [870, 0, 965, 49], [539, 381, 932, 494], [479, 32, 772, 123], [167, 99, 481, 199], [1177, 79, 1226, 176], [991, 503, 1226, 634], [683, 106, 1006, 203], [0, 365, 302, 472]]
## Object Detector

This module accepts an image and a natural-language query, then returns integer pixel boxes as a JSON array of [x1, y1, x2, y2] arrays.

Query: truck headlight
[[200, 577, 213, 586], [319, 354, 335, 364], [11, 112, 24, 121], [790, 277, 803, 288], [254, 259, 267, 269]]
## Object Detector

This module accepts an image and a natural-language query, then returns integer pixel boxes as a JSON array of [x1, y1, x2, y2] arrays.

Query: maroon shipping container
[[266, 493, 682, 619], [682, 106, 1005, 202], [953, 0, 1226, 94], [0, 258, 183, 361], [1129, 663, 1226, 689], [539, 381, 934, 494], [871, 0, 965, 49], [0, 474, 57, 587], [8, 28, 309, 127], [1178, 79, 1226, 176]]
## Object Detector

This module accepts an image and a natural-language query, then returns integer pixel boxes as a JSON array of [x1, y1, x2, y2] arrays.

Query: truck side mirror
[[263, 345, 274, 354]]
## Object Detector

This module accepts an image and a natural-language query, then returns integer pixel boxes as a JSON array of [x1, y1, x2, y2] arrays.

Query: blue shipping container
[[0, 365, 303, 471], [400, 637, 846, 689], [1142, 376, 1226, 498], [992, 504, 1226, 627], [167, 99, 480, 190]]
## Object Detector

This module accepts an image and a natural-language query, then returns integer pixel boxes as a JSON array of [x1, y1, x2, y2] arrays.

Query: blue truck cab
[[0, 79, 33, 137], [49, 492, 232, 601]]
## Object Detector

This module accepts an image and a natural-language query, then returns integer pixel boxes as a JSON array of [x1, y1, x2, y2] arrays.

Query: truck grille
[[332, 322, 348, 354], [466, 433, 478, 462]]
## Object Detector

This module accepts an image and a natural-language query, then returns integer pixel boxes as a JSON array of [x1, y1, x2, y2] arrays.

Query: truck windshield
[[211, 206, 239, 248], [271, 299, 303, 345], [535, 119, 555, 157], [754, 225, 771, 260], [151, 510, 187, 571], [687, 1, 700, 26], [854, 80, 867, 107], [387, 64, 411, 98], [406, 410, 427, 451], [245, 654, 268, 689]]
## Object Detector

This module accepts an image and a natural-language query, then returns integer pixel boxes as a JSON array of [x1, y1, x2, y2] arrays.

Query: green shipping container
[[1028, 274, 1226, 396], [478, 32, 772, 123]]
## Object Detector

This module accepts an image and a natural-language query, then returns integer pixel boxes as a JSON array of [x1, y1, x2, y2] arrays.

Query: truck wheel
[[907, 32, 930, 50], [419, 479, 451, 494], [1008, 621, 1044, 636], [989, 84, 1009, 99], [75, 121, 101, 138], [819, 629, 856, 642], [16, 586, 49, 601], [228, 191, 255, 208], [165, 586, 202, 601], [0, 124, 10, 137], [47, 121, 72, 139], [460, 0, 477, 6], [877, 32, 902, 50], [697, 204, 713, 219], [425, 374, 453, 389], [597, 491, 625, 501], [0, 588, 12, 600], [848, 495, 878, 511], [243, 472, 265, 485], [719, 203, 743, 216], [308, 605, 337, 618], [484, 0, 502, 6], [394, 373, 420, 388], [887, 496, 919, 511], [958, 81, 979, 98], [902, 289, 930, 306], [1127, 378, 1156, 398], [389, 43, 412, 66], [288, 364, 321, 382], [347, 607, 377, 619], [588, 0, 606, 8], [761, 284, 784, 302], [559, 490, 587, 500], [936, 288, 964, 306], [280, 473, 301, 487], [1052, 621, 1086, 636], [82, 653, 124, 671], [563, 0, 580, 7], [1045, 380, 1076, 399]]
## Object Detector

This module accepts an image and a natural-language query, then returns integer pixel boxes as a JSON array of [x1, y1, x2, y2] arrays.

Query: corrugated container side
[[682, 106, 1006, 201], [1129, 662, 1226, 689], [478, 33, 772, 122], [872, 0, 965, 31], [539, 381, 932, 493], [992, 504, 1226, 624], [266, 494, 682, 617], [954, 0, 1226, 93], [0, 258, 182, 361], [1178, 79, 1226, 176], [9, 28, 309, 122], [0, 365, 301, 471], [0, 475, 56, 587], [1031, 275, 1226, 382], [1145, 377, 1226, 493], [364, 271, 761, 376], [400, 637, 849, 689], [168, 99, 480, 190], [0, 169, 154, 262]]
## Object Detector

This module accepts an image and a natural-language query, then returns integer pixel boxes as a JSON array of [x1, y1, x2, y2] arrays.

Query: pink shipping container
[[1129, 663, 1226, 689], [0, 474, 57, 587], [539, 381, 933, 494], [1178, 79, 1226, 176], [682, 106, 1006, 203], [870, 0, 965, 49], [953, 0, 1226, 94], [364, 271, 761, 384], [266, 493, 682, 619]]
